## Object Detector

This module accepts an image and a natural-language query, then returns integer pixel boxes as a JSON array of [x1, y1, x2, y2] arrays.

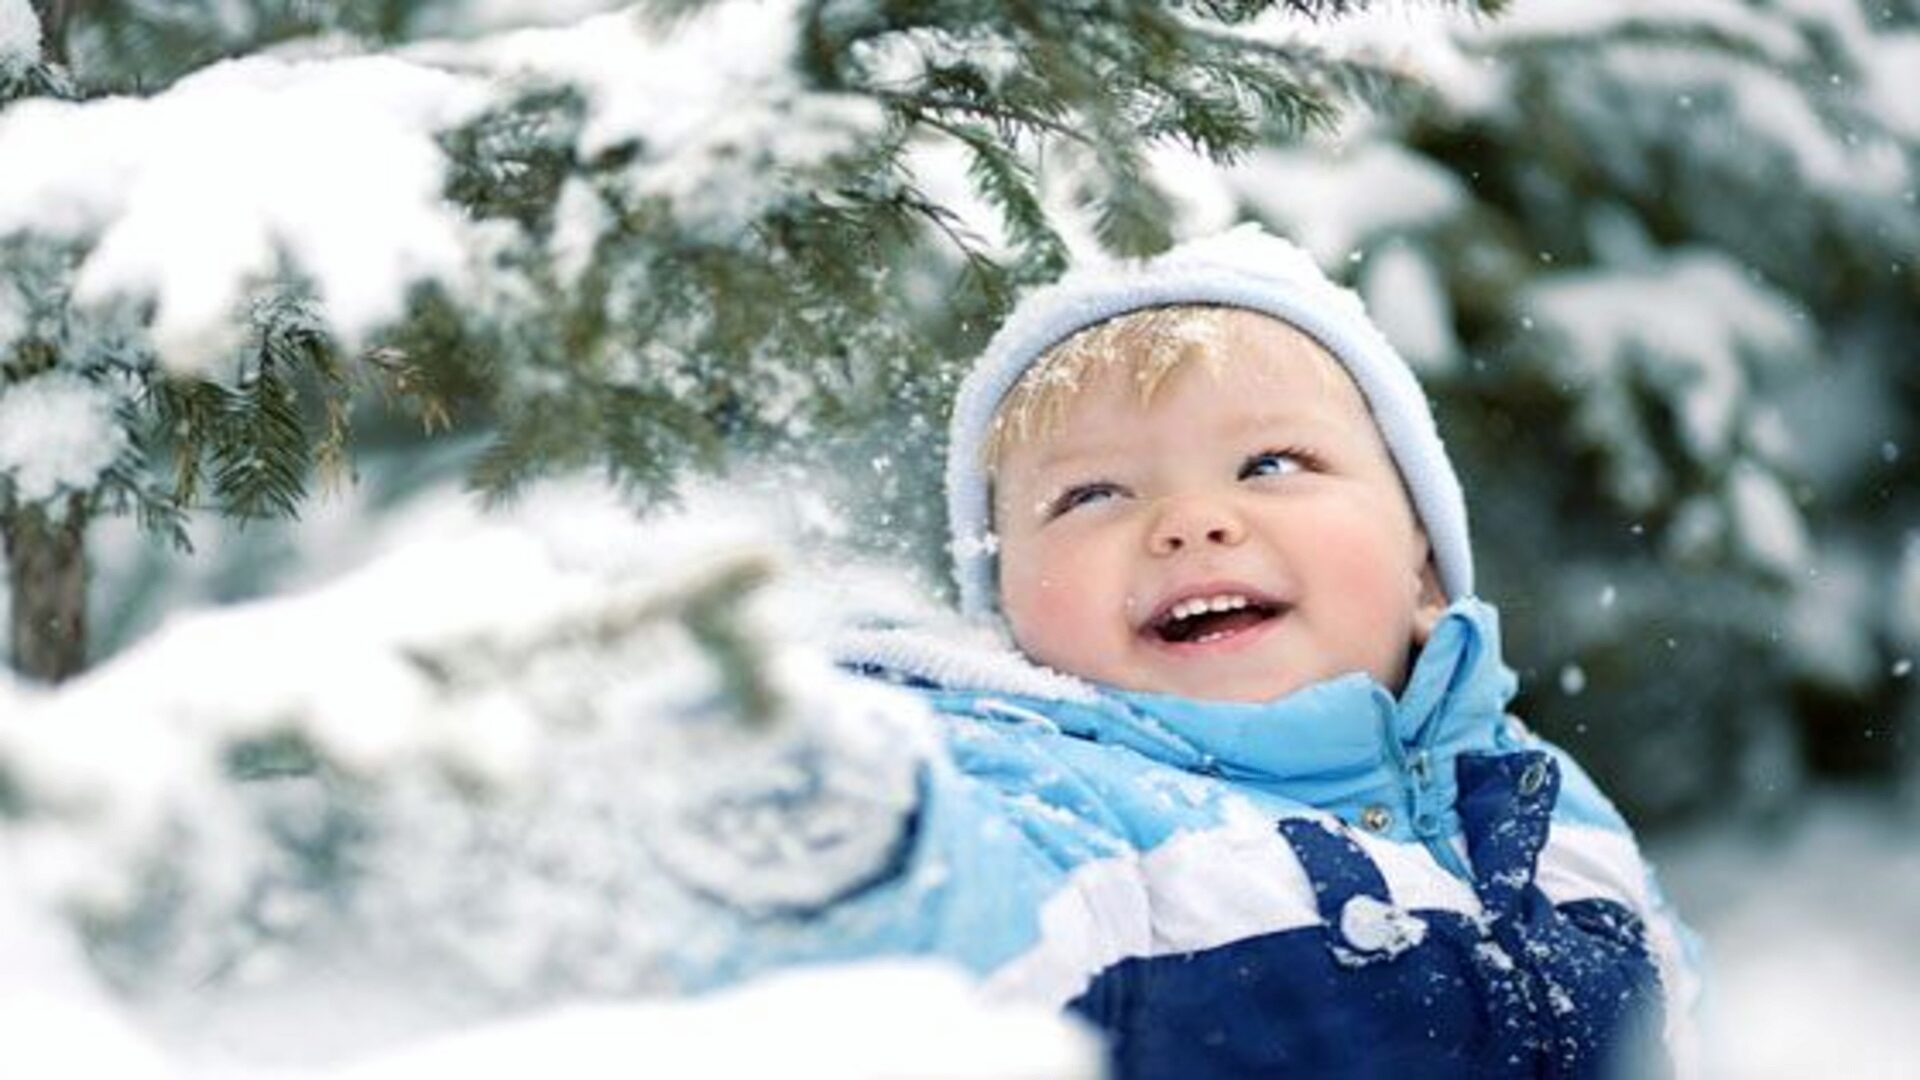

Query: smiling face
[[990, 309, 1447, 702]]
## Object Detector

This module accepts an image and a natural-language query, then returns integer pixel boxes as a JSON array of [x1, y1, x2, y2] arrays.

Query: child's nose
[[1146, 496, 1247, 555]]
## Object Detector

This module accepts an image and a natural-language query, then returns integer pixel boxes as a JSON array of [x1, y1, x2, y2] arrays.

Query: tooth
[[1168, 594, 1261, 623]]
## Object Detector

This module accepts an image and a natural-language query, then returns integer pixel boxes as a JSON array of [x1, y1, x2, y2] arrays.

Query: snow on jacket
[[703, 598, 1700, 1078]]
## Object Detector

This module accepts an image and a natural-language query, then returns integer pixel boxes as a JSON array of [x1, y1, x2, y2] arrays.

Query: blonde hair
[[980, 305, 1346, 473], [981, 306, 1233, 473]]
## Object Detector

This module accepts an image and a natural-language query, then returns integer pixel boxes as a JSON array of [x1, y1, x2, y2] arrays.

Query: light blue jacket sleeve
[[665, 703, 1128, 991]]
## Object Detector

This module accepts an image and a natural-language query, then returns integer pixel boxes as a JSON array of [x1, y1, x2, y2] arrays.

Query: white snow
[[847, 24, 1025, 91], [1229, 142, 1468, 265], [0, 852, 177, 1079], [422, 2, 884, 236], [0, 0, 38, 74], [1654, 794, 1920, 1080], [1473, 0, 1808, 66], [0, 479, 1080, 1075], [1892, 534, 1920, 651], [1337, 894, 1427, 957], [1146, 144, 1244, 241], [1599, 44, 1909, 201], [1727, 460, 1810, 579], [1248, 6, 1507, 118], [1774, 0, 1881, 69], [1521, 250, 1810, 464], [0, 56, 491, 376], [547, 176, 606, 290], [326, 962, 1100, 1080], [0, 370, 130, 504], [0, 264, 26, 356], [903, 137, 1011, 255], [1361, 243, 1458, 372], [409, 0, 634, 39], [1784, 546, 1881, 692], [1861, 33, 1920, 141]]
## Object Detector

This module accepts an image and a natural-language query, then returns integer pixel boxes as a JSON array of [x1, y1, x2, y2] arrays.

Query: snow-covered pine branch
[[0, 0, 1485, 681], [0, 484, 935, 1009]]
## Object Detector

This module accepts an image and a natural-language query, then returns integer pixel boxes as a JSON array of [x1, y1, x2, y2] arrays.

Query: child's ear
[[1411, 561, 1448, 645]]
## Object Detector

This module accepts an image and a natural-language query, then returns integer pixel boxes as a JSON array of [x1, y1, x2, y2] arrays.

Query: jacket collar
[[883, 599, 1517, 815], [1079, 599, 1516, 789]]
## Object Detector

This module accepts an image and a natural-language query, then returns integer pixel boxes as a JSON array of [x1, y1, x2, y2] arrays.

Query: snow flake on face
[[0, 371, 130, 504]]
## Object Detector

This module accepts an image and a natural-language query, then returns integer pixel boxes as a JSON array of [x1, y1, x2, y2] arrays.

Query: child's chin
[[1134, 666, 1316, 704], [1204, 678, 1314, 705]]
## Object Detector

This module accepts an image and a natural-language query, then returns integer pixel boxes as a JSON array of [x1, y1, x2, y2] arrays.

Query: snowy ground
[[1651, 789, 1920, 1080]]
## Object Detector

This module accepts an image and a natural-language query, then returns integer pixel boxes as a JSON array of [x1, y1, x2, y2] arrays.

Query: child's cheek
[[1002, 544, 1100, 667]]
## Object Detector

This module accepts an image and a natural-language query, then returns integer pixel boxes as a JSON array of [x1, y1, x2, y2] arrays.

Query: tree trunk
[[3, 494, 89, 683]]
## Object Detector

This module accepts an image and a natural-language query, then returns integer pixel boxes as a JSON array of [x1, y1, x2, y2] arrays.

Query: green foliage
[[150, 297, 324, 523], [1347, 4, 1920, 821], [0, 236, 166, 540], [3, 0, 1501, 678], [60, 0, 452, 93], [440, 86, 588, 228], [415, 0, 1486, 506], [0, 50, 73, 105]]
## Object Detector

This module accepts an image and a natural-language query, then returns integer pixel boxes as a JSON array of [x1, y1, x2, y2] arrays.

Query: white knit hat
[[945, 224, 1474, 619]]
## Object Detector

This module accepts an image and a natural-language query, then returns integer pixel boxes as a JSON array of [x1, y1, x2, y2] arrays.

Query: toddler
[[814, 226, 1699, 1078]]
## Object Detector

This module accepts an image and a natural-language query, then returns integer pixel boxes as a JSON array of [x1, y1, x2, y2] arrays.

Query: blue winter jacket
[[761, 599, 1699, 1078]]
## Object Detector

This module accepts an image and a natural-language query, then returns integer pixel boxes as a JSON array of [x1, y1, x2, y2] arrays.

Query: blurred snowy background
[[2, 0, 1916, 1077]]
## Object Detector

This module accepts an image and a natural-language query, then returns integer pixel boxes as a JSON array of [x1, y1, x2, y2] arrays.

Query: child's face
[[992, 310, 1446, 702]]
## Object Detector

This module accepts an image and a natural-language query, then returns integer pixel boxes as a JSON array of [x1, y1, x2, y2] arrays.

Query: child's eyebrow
[[1222, 407, 1362, 445], [1023, 408, 1341, 473], [1223, 409, 1313, 435], [1027, 441, 1134, 476]]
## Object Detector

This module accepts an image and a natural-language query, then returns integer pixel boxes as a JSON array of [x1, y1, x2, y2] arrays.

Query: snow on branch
[[0, 0, 40, 75], [0, 55, 490, 376], [412, 1, 884, 236], [0, 482, 937, 1023], [0, 1, 883, 376]]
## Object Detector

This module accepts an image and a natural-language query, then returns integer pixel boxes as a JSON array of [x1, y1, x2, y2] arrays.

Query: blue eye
[[1049, 482, 1123, 518], [1239, 449, 1308, 480]]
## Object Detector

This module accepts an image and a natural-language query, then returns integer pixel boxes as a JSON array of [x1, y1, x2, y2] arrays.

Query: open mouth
[[1145, 593, 1285, 646]]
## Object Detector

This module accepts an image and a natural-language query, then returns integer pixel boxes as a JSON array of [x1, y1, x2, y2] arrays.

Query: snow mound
[[0, 480, 1034, 1075], [330, 962, 1100, 1080]]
